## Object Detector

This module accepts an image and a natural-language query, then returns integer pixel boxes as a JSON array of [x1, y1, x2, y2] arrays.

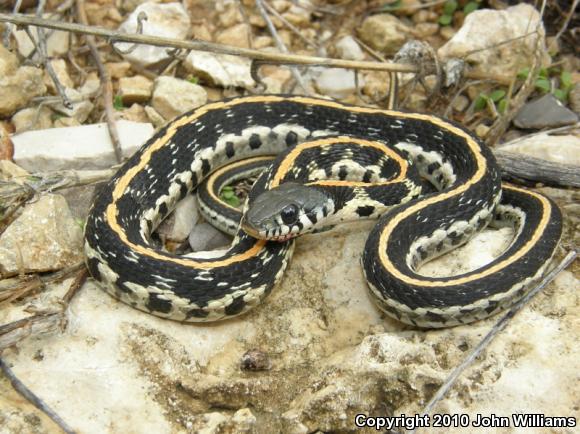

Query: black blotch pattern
[[147, 293, 173, 314], [249, 134, 262, 149], [285, 131, 298, 146], [356, 205, 375, 217], [225, 296, 246, 316], [225, 141, 235, 158]]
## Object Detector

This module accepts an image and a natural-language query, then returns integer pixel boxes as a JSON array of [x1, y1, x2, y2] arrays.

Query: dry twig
[[35, 0, 73, 109], [0, 356, 77, 434], [76, 0, 122, 163], [0, 13, 417, 73], [255, 0, 309, 94]]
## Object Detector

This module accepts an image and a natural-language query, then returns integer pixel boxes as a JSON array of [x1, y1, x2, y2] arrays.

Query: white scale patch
[[395, 142, 456, 189]]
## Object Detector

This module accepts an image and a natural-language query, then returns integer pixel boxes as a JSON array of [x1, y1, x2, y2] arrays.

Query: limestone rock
[[151, 76, 207, 120], [43, 59, 74, 94], [12, 120, 154, 171], [115, 2, 190, 66], [12, 106, 53, 133], [119, 75, 153, 104], [0, 45, 46, 117], [335, 35, 365, 61], [358, 13, 411, 55], [500, 134, 580, 166], [0, 194, 83, 275], [315, 68, 361, 99], [51, 88, 94, 123], [184, 51, 255, 89], [12, 16, 69, 58], [438, 4, 549, 77]]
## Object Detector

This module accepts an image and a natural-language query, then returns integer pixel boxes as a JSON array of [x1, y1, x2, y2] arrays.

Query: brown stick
[[0, 13, 418, 73], [75, 0, 122, 163]]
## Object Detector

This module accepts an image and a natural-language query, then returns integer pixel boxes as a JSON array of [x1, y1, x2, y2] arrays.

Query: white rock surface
[[184, 51, 256, 89], [0, 219, 576, 432], [438, 4, 549, 76], [0, 194, 83, 275], [499, 134, 580, 166], [357, 13, 411, 55], [115, 2, 191, 66], [12, 120, 154, 171], [335, 35, 365, 61], [151, 76, 208, 120], [315, 68, 362, 99]]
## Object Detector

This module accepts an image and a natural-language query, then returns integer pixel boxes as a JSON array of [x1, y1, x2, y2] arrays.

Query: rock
[[514, 93, 579, 129], [51, 88, 94, 123], [569, 82, 580, 114], [43, 59, 74, 94], [414, 22, 439, 38], [0, 46, 46, 117], [357, 13, 411, 55], [79, 72, 101, 98], [12, 106, 53, 133], [438, 4, 549, 77], [119, 103, 150, 123], [12, 16, 69, 58], [115, 2, 191, 67], [216, 23, 251, 49], [451, 94, 469, 112], [335, 35, 365, 61], [315, 68, 361, 99], [0, 194, 83, 275], [53, 117, 81, 128], [144, 105, 166, 127], [105, 62, 132, 80], [184, 51, 255, 89], [261, 66, 293, 93], [118, 75, 153, 104], [12, 120, 154, 171], [156, 195, 200, 243], [500, 134, 580, 166], [151, 76, 207, 120], [121, 0, 159, 13], [188, 222, 231, 252]]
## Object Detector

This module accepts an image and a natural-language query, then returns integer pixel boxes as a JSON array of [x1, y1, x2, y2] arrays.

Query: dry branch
[[0, 13, 418, 73]]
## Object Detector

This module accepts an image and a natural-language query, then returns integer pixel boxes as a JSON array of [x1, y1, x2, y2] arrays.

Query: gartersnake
[[84, 95, 562, 327]]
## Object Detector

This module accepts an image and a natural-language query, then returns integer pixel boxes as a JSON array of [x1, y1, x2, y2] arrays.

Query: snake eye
[[280, 204, 299, 225]]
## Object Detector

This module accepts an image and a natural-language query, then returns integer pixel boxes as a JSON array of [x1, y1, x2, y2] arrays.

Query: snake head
[[242, 183, 333, 241]]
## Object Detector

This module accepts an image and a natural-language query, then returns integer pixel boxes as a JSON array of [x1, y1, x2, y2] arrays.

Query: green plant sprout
[[439, 0, 480, 26], [220, 186, 240, 207]]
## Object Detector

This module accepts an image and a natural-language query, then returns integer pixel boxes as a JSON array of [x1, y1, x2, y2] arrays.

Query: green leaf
[[553, 88, 568, 102], [489, 89, 506, 102], [497, 98, 508, 114], [463, 1, 479, 15], [379, 0, 401, 11], [443, 0, 458, 15], [517, 67, 530, 80], [474, 94, 488, 111], [535, 78, 551, 92], [113, 95, 124, 110], [560, 70, 573, 89], [187, 75, 199, 85], [538, 68, 549, 79], [439, 14, 453, 26]]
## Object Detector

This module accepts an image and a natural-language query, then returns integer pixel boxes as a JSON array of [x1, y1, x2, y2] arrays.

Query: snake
[[84, 95, 562, 328]]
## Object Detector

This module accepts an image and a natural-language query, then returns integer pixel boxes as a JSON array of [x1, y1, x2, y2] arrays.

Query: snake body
[[84, 95, 562, 327]]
